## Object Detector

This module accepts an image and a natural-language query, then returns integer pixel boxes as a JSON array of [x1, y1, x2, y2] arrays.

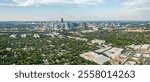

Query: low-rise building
[[21, 34, 27, 38], [104, 47, 124, 58], [141, 44, 150, 51], [143, 54, 150, 58], [133, 53, 142, 58], [95, 46, 112, 53], [80, 52, 110, 65], [91, 39, 105, 45], [68, 36, 87, 41], [6, 48, 12, 51], [128, 44, 150, 51], [33, 34, 40, 38], [132, 57, 139, 61], [10, 34, 16, 38], [125, 61, 136, 65], [128, 44, 141, 50]]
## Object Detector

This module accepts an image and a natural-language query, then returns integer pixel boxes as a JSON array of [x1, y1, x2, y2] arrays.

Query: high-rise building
[[64, 22, 69, 30], [81, 22, 88, 29], [61, 18, 64, 22]]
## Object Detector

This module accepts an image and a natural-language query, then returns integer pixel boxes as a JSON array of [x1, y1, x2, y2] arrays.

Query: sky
[[0, 0, 150, 21]]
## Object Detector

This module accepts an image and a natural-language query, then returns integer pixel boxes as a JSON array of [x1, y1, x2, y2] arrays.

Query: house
[[21, 34, 27, 38], [33, 34, 40, 38], [10, 34, 16, 38]]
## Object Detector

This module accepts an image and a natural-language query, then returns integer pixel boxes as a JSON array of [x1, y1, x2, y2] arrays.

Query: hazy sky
[[0, 0, 150, 21]]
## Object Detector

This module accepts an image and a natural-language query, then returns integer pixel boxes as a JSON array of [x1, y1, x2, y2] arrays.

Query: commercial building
[[80, 52, 110, 65], [103, 47, 124, 58]]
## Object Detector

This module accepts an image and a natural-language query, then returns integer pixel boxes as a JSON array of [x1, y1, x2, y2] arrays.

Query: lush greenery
[[0, 30, 150, 65], [0, 33, 97, 65], [82, 31, 150, 47]]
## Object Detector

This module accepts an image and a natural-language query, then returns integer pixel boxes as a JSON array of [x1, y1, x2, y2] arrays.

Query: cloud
[[123, 0, 150, 10], [3, 0, 105, 6], [122, 0, 150, 16], [0, 0, 149, 20], [116, 0, 150, 20]]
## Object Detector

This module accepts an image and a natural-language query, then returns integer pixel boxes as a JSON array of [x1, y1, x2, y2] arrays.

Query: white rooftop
[[141, 44, 150, 50], [80, 52, 110, 64], [133, 53, 142, 58], [95, 46, 112, 53], [104, 47, 124, 58]]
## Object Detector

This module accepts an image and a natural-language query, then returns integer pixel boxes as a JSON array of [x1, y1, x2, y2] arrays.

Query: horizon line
[[0, 20, 150, 22]]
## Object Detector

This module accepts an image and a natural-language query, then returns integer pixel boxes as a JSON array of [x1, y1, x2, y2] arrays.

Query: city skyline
[[0, 0, 150, 21]]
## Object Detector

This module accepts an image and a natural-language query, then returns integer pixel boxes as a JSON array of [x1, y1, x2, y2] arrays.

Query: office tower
[[81, 22, 88, 29], [64, 22, 69, 30], [61, 18, 64, 22]]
